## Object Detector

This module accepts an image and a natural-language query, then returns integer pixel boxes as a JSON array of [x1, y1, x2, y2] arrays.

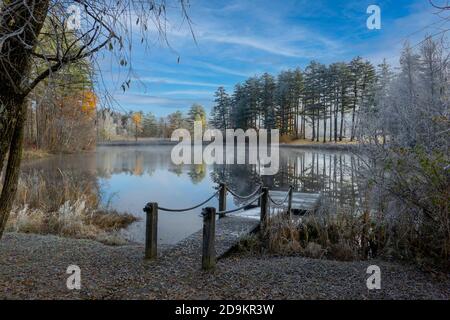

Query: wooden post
[[202, 207, 216, 270], [144, 202, 158, 260], [218, 183, 227, 218], [257, 186, 261, 207], [260, 187, 269, 231], [287, 186, 293, 217]]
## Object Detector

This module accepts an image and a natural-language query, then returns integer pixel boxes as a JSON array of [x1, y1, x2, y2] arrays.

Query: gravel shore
[[0, 232, 448, 300]]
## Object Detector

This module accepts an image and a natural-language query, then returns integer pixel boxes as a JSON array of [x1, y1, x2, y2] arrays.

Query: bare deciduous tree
[[0, 0, 191, 239]]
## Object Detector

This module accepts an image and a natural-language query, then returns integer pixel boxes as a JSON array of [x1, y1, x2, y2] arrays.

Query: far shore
[[20, 138, 358, 163], [97, 138, 359, 151]]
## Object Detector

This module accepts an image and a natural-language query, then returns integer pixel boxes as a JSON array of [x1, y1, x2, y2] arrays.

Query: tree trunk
[[334, 98, 338, 142], [329, 102, 332, 142], [316, 109, 320, 142], [323, 105, 327, 143], [302, 107, 306, 139], [0, 106, 16, 170], [339, 103, 345, 141], [0, 0, 50, 239], [350, 85, 357, 141], [351, 104, 356, 141], [0, 98, 27, 238]]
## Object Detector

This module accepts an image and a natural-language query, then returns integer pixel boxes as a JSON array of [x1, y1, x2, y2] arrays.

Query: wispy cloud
[[202, 34, 305, 58], [114, 94, 176, 106], [194, 61, 254, 77], [137, 76, 225, 87], [114, 93, 213, 107], [160, 89, 213, 96], [98, 0, 442, 116]]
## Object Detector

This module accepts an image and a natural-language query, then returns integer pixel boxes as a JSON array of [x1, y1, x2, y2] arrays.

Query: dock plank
[[165, 215, 259, 261], [214, 216, 260, 257], [269, 190, 321, 211]]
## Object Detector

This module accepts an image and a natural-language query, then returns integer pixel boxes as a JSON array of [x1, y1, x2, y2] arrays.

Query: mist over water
[[22, 145, 360, 245]]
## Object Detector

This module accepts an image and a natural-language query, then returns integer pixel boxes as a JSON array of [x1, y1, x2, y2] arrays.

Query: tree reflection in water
[[211, 149, 360, 210], [21, 146, 361, 244]]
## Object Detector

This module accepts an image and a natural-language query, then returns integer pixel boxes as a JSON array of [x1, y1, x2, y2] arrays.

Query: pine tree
[[210, 87, 230, 131], [243, 77, 261, 129], [187, 103, 207, 133], [142, 112, 158, 137], [260, 73, 277, 130]]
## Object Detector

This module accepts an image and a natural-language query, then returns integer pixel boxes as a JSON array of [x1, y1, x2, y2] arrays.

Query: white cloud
[[195, 62, 254, 77], [114, 94, 175, 105], [202, 34, 304, 58], [160, 90, 214, 96], [114, 93, 213, 108], [137, 76, 225, 87]]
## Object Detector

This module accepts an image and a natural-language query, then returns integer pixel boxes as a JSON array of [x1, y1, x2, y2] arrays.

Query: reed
[[6, 170, 138, 245]]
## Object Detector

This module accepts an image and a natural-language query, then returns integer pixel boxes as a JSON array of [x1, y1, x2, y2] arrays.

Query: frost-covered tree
[[358, 38, 450, 266]]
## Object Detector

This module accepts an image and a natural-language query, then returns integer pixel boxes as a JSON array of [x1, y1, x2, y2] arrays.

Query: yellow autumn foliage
[[81, 91, 97, 116], [131, 112, 142, 127]]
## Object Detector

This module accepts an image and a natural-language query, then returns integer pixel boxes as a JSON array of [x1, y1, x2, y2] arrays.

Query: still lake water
[[22, 145, 360, 245]]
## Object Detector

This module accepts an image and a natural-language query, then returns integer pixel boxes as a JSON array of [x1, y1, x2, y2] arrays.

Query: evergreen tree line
[[210, 57, 378, 142]]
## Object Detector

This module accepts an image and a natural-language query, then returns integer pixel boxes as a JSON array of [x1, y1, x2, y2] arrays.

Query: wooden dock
[[143, 186, 321, 270], [165, 216, 260, 260], [237, 190, 321, 219], [200, 191, 321, 259], [269, 190, 321, 214]]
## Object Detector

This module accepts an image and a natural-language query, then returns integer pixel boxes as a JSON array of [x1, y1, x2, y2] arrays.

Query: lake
[[22, 145, 360, 245]]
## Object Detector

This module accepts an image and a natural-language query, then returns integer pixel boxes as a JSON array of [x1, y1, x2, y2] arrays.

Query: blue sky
[[97, 0, 449, 116]]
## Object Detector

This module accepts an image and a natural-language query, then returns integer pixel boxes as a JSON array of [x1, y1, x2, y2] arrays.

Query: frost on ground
[[0, 233, 448, 300]]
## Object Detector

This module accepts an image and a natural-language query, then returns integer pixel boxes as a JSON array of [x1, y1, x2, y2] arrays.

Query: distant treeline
[[97, 103, 207, 141], [210, 57, 377, 142]]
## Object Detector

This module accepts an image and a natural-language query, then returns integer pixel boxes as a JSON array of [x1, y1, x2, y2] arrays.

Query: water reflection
[[22, 145, 360, 245]]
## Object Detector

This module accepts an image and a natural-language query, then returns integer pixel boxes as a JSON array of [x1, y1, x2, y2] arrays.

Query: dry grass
[[6, 170, 138, 245], [21, 149, 51, 161], [261, 209, 363, 261], [236, 199, 449, 271], [279, 135, 296, 143]]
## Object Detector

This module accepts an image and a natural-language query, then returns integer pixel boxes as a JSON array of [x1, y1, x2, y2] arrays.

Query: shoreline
[[97, 139, 360, 151], [280, 143, 358, 151]]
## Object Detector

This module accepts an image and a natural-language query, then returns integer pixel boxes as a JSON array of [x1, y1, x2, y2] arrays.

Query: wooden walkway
[[162, 215, 260, 263], [143, 186, 321, 269], [171, 191, 321, 260], [270, 190, 321, 214], [237, 191, 321, 220]]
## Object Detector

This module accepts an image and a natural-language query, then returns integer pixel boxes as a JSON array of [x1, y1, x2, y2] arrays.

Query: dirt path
[[0, 233, 448, 299]]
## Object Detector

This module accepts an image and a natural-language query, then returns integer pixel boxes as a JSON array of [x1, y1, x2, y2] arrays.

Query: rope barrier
[[216, 192, 262, 215], [268, 187, 292, 206], [154, 185, 292, 213], [158, 190, 219, 212], [227, 185, 262, 200]]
